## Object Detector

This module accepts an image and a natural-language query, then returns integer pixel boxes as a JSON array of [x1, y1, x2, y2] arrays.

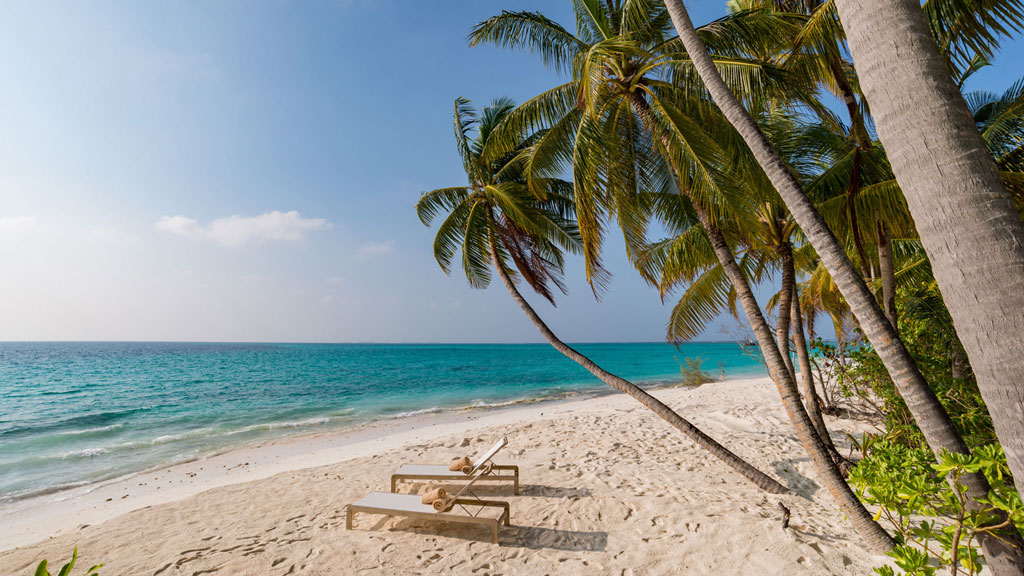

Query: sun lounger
[[346, 468, 512, 544], [390, 437, 520, 494]]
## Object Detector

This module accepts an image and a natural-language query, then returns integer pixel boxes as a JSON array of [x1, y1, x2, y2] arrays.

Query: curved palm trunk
[[776, 243, 797, 380], [694, 208, 895, 552], [486, 240, 789, 495], [665, 2, 1024, 569], [876, 220, 897, 330], [834, 0, 1024, 497]]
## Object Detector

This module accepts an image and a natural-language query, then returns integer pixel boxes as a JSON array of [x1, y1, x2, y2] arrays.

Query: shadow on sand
[[500, 525, 607, 551], [376, 518, 607, 551], [772, 459, 821, 498], [517, 485, 592, 498]]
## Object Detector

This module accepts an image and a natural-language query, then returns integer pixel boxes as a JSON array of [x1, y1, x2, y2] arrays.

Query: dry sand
[[0, 376, 892, 575]]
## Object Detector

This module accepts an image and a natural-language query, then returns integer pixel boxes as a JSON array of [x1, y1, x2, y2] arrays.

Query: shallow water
[[0, 341, 765, 502]]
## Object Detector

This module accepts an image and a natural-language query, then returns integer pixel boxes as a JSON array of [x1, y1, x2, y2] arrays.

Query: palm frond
[[469, 11, 586, 74]]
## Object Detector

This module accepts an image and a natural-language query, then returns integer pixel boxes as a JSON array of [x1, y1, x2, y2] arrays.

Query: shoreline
[[0, 374, 889, 575], [0, 374, 739, 552]]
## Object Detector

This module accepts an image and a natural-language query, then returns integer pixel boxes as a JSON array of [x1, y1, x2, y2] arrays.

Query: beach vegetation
[[675, 356, 718, 387], [33, 548, 101, 576], [827, 290, 1024, 573], [850, 441, 1023, 576]]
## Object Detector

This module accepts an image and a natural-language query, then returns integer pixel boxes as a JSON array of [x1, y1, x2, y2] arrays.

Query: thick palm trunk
[[834, 0, 1024, 497], [876, 220, 897, 330], [776, 243, 797, 380], [693, 208, 895, 552], [665, 2, 1024, 569], [487, 242, 789, 495]]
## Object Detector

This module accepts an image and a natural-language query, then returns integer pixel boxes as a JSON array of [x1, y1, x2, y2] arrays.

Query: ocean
[[0, 341, 765, 504]]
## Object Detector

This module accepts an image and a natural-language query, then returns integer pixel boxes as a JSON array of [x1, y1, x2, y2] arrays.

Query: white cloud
[[356, 241, 394, 260], [0, 216, 39, 234], [156, 211, 330, 247], [155, 215, 201, 236]]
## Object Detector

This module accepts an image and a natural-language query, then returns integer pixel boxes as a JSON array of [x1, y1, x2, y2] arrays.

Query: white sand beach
[[0, 376, 890, 575]]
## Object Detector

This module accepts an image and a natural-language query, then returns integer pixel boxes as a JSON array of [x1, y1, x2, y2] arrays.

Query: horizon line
[[0, 339, 756, 345]]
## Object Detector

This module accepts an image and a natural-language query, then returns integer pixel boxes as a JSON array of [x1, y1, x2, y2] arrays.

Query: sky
[[0, 1, 1021, 344]]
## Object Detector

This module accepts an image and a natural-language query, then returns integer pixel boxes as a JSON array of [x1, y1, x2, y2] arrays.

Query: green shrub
[[676, 356, 718, 387], [849, 440, 1022, 575], [34, 548, 101, 576]]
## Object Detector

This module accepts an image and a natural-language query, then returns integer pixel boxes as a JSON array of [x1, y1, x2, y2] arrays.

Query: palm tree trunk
[[776, 243, 797, 380], [693, 208, 895, 552], [950, 340, 972, 381], [486, 238, 789, 495], [791, 283, 839, 458], [876, 220, 897, 330], [665, 2, 1024, 569], [834, 0, 1024, 498], [828, 57, 861, 134], [625, 88, 891, 549], [846, 150, 870, 277]]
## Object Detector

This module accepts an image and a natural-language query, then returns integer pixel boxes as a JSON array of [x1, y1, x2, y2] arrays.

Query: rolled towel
[[448, 456, 471, 472], [432, 496, 452, 512], [461, 463, 473, 475], [420, 487, 447, 505]]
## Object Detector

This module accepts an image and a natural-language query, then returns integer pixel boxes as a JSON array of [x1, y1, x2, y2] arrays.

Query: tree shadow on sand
[[772, 459, 820, 498], [500, 525, 607, 551], [517, 485, 592, 498], [378, 519, 607, 551]]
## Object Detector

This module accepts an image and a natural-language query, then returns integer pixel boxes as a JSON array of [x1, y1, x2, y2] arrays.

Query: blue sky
[[0, 1, 1020, 343]]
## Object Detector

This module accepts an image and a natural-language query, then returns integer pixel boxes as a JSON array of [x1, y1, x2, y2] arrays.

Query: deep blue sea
[[0, 342, 765, 503]]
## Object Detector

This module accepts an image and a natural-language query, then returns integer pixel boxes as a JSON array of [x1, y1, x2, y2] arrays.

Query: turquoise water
[[0, 342, 765, 503]]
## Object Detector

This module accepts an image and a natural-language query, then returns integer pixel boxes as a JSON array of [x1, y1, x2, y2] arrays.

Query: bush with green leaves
[[828, 286, 1022, 574], [675, 356, 719, 387], [33, 548, 101, 576], [849, 437, 1022, 575]]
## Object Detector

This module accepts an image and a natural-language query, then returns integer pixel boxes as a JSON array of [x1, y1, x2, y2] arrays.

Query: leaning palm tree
[[471, 2, 893, 550], [832, 0, 1024, 499], [664, 1, 1024, 569], [417, 97, 787, 494]]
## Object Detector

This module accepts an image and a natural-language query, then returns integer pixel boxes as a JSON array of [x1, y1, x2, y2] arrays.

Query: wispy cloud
[[156, 211, 330, 247], [0, 216, 39, 234], [356, 241, 394, 260]]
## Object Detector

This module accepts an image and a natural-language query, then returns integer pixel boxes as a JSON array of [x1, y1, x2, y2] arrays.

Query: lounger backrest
[[470, 437, 508, 474], [447, 465, 491, 504]]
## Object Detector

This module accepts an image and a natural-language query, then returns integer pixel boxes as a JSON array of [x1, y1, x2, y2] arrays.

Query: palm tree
[[765, 0, 1024, 332], [965, 76, 1024, 210], [664, 1, 1024, 569], [471, 2, 893, 551], [833, 0, 1024, 499], [417, 97, 788, 494], [638, 188, 846, 465]]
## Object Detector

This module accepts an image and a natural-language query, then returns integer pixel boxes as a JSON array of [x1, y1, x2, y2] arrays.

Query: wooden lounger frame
[[390, 437, 520, 495], [346, 496, 510, 544], [390, 464, 520, 495]]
